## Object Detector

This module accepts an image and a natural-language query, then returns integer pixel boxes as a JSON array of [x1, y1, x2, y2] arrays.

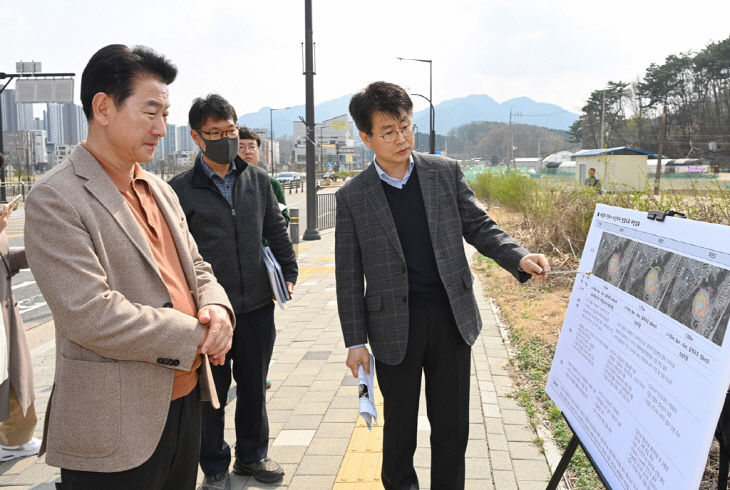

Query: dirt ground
[[475, 205, 575, 345], [477, 205, 723, 489]]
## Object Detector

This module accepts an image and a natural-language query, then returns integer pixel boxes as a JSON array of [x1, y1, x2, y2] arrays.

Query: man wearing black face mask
[[169, 94, 297, 489]]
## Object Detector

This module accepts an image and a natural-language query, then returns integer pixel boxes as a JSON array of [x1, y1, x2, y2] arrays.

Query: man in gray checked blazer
[[336, 81, 549, 490]]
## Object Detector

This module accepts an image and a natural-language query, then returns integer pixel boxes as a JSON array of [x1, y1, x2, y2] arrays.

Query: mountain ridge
[[238, 93, 578, 138]]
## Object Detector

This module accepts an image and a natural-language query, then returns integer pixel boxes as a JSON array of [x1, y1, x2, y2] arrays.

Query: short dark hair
[[81, 44, 177, 121], [238, 127, 261, 147], [349, 81, 413, 135], [188, 94, 238, 131]]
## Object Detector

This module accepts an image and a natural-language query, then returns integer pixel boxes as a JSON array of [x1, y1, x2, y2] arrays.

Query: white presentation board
[[546, 204, 730, 489]]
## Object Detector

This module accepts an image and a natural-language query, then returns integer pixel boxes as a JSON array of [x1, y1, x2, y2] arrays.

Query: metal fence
[[317, 193, 337, 230], [1, 182, 34, 202], [282, 180, 305, 194]]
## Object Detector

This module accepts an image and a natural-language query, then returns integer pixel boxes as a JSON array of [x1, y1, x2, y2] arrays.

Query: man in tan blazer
[[24, 44, 234, 490]]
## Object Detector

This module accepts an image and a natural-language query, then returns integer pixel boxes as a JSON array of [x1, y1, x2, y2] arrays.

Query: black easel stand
[[545, 415, 611, 490]]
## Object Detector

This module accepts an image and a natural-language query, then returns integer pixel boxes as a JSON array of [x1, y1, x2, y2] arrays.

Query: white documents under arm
[[262, 245, 291, 309]]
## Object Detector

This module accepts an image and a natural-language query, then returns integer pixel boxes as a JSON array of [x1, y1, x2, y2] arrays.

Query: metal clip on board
[[647, 209, 687, 222]]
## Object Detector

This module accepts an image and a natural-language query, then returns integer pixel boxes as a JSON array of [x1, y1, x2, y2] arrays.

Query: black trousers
[[200, 302, 276, 476], [58, 386, 201, 490], [375, 305, 471, 490]]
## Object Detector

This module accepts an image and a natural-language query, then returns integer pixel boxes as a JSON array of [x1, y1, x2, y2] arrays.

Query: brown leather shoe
[[233, 457, 284, 483]]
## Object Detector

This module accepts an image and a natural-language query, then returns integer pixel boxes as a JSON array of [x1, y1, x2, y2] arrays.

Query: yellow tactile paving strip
[[296, 233, 387, 487], [334, 381, 386, 488], [297, 265, 336, 281], [6, 210, 24, 238]]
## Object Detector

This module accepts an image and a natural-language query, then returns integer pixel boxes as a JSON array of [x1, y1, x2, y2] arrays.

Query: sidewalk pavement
[[0, 228, 555, 489]]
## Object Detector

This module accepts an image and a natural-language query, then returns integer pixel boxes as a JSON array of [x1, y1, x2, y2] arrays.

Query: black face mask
[[200, 134, 239, 164]]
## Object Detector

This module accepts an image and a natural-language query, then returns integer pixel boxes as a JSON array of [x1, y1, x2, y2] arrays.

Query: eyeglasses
[[239, 144, 259, 152], [197, 126, 239, 140], [378, 124, 414, 144]]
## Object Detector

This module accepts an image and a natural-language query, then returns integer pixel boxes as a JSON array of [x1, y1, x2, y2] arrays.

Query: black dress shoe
[[201, 471, 230, 490], [233, 457, 285, 483]]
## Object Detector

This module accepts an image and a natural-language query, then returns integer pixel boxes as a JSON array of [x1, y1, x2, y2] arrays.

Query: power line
[[517, 110, 573, 117], [666, 125, 730, 129]]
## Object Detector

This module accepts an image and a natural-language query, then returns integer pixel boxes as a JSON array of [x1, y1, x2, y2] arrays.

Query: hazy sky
[[2, 0, 729, 126]]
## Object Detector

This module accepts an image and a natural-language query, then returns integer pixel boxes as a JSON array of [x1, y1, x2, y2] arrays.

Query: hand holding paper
[[358, 353, 378, 430]]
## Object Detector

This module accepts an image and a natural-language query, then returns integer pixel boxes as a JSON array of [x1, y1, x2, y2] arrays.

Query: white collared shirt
[[373, 155, 415, 189]]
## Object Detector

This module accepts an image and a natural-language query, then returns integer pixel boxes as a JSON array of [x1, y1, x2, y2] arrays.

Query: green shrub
[[471, 173, 730, 259], [471, 170, 539, 213]]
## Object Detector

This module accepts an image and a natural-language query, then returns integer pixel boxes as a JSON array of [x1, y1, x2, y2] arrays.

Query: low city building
[[293, 114, 356, 175], [573, 147, 656, 191]]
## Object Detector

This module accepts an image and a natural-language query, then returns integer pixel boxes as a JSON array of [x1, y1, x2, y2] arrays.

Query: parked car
[[276, 172, 301, 186]]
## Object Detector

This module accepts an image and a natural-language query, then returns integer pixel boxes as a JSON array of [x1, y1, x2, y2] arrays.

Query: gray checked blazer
[[335, 152, 531, 365]]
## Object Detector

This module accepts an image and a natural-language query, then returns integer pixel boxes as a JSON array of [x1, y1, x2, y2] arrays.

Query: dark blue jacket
[[169, 156, 297, 314]]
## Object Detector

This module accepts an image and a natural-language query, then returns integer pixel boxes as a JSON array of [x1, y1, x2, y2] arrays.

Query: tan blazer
[[24, 145, 233, 473], [0, 232, 34, 421]]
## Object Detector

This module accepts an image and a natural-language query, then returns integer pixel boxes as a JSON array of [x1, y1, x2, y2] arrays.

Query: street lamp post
[[302, 0, 320, 241], [410, 94, 434, 154], [269, 106, 290, 175], [396, 57, 434, 154]]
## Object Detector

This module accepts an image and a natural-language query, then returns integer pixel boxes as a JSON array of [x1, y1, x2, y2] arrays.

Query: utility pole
[[302, 0, 320, 241], [599, 91, 606, 148], [509, 108, 521, 168], [509, 109, 513, 167], [653, 106, 668, 195]]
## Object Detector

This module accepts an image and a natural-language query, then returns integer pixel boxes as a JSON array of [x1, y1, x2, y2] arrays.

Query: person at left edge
[[0, 152, 40, 463], [169, 94, 297, 488], [23, 44, 234, 490]]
